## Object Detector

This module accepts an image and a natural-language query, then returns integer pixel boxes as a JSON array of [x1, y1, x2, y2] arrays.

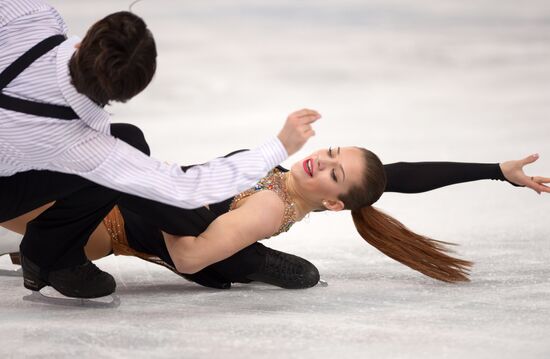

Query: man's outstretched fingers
[[300, 114, 321, 124], [303, 129, 316, 138], [277, 108, 321, 155], [295, 108, 320, 118]]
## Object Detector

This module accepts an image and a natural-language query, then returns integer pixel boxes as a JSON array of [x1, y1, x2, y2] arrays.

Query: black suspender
[[0, 35, 79, 120]]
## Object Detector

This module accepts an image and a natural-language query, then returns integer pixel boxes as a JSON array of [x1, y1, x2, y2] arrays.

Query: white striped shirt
[[0, 0, 287, 208]]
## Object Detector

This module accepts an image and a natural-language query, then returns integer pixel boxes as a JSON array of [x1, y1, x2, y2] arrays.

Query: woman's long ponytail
[[351, 206, 472, 282], [343, 148, 472, 283]]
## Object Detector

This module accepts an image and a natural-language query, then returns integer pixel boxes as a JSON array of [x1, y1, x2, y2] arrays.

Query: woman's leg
[[1, 203, 113, 263]]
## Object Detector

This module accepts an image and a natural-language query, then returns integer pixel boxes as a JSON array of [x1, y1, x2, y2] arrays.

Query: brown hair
[[339, 148, 472, 282], [69, 11, 157, 106]]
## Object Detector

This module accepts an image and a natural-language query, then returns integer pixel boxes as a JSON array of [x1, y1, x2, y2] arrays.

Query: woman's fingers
[[530, 176, 550, 194], [521, 153, 539, 167], [532, 176, 550, 183], [517, 153, 549, 194], [502, 154, 549, 195], [526, 183, 541, 194], [525, 178, 549, 195]]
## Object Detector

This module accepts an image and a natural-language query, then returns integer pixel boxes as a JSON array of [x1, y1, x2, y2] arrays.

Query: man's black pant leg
[[20, 182, 119, 270], [16, 123, 150, 271]]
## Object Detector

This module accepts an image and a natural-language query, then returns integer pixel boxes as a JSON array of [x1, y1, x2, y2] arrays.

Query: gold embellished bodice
[[229, 168, 297, 237], [102, 206, 131, 256]]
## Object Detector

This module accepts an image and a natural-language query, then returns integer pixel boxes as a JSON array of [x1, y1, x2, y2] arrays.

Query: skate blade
[[0, 267, 22, 277], [317, 279, 328, 287], [23, 288, 121, 308]]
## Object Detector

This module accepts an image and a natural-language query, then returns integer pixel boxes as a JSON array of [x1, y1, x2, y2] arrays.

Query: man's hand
[[500, 154, 550, 194], [277, 109, 321, 156]]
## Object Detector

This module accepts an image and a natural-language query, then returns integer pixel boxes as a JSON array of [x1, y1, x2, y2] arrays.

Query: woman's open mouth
[[303, 158, 313, 177]]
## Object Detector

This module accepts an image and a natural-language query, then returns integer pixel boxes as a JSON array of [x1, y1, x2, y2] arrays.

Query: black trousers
[[0, 124, 149, 271], [0, 123, 262, 281]]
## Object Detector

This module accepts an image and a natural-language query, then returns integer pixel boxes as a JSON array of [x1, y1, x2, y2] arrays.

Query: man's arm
[[54, 109, 320, 209], [56, 132, 285, 209]]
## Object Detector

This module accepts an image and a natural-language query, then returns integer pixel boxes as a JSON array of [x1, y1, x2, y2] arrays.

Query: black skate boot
[[246, 246, 320, 289], [21, 255, 116, 299]]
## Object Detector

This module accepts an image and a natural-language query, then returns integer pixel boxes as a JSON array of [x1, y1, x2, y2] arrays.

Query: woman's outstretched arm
[[384, 154, 550, 194], [384, 162, 507, 193]]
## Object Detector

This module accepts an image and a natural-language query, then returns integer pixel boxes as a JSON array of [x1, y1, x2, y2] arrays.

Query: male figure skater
[[0, 0, 319, 299]]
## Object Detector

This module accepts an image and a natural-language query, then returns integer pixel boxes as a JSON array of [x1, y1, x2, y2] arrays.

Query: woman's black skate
[[246, 246, 320, 289]]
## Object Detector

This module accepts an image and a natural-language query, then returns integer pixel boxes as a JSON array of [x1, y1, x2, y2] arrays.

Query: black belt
[[0, 35, 79, 120]]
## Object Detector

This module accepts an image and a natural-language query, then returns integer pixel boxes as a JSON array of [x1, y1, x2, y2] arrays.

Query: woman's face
[[289, 146, 366, 211]]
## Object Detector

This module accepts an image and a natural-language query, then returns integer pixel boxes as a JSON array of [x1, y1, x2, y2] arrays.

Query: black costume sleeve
[[383, 162, 514, 193]]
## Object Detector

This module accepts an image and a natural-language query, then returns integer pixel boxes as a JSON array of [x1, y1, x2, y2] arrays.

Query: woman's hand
[[500, 154, 550, 194]]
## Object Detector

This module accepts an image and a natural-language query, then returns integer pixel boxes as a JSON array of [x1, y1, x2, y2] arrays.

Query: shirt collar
[[56, 36, 111, 134]]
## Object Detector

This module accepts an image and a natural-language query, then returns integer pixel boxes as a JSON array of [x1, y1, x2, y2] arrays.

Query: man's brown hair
[[69, 11, 157, 106]]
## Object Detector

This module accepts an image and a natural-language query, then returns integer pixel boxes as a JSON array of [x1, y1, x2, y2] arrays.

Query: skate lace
[[264, 250, 302, 281]]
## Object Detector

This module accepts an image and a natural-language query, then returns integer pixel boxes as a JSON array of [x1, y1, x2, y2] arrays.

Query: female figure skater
[[2, 147, 548, 288]]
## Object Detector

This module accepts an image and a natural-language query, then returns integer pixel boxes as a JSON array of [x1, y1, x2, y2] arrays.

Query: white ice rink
[[1, 0, 549, 358]]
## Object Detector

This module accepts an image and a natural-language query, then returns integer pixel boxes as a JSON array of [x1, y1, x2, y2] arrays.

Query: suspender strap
[[0, 35, 79, 120], [0, 35, 66, 90], [0, 93, 79, 120]]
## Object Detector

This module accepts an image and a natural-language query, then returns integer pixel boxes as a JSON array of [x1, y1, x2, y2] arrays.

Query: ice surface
[[1, 0, 549, 358]]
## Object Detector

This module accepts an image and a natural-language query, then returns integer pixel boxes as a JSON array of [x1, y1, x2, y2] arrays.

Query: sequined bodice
[[229, 168, 297, 237]]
